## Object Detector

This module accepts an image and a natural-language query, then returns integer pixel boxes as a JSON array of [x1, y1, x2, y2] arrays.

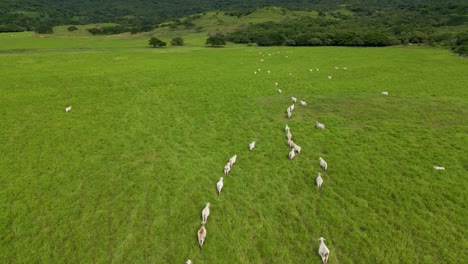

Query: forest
[[0, 0, 466, 54], [226, 6, 468, 54]]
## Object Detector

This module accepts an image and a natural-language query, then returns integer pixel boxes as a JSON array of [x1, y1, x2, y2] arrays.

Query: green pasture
[[0, 36, 467, 263], [0, 32, 148, 51]]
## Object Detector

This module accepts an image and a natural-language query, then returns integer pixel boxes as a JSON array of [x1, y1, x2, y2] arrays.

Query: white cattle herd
[[60, 50, 444, 264], [180, 55, 446, 263]]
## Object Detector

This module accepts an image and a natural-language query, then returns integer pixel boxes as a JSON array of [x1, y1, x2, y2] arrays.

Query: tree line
[[1, 0, 466, 54], [225, 5, 467, 55]]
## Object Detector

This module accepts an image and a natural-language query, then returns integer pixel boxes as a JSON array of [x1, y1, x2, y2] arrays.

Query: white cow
[[319, 157, 328, 171], [433, 166, 445, 170], [291, 97, 297, 103], [217, 177, 224, 194], [249, 141, 256, 151], [316, 122, 325, 129], [300, 100, 307, 106], [381, 91, 389, 96], [318, 237, 330, 264], [65, 106, 72, 112], [316, 173, 323, 189], [202, 203, 210, 224], [224, 163, 231, 175], [289, 149, 296, 160], [197, 225, 207, 248], [293, 143, 301, 154], [229, 155, 237, 166], [285, 124, 290, 133]]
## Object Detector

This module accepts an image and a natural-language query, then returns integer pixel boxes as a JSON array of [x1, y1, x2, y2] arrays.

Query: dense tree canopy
[[149, 37, 166, 48], [0, 0, 466, 54], [1, 0, 466, 34], [225, 3, 467, 54], [206, 34, 226, 47], [171, 37, 184, 46]]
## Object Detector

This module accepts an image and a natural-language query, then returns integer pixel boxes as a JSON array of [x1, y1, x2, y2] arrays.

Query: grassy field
[[0, 33, 467, 263]]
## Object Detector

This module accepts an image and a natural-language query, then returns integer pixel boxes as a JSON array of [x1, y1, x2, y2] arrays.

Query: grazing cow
[[316, 173, 323, 189], [229, 155, 237, 166], [318, 237, 330, 264], [319, 157, 328, 171], [293, 143, 301, 154], [316, 122, 325, 129], [202, 203, 210, 224], [289, 149, 296, 160], [249, 141, 256, 151], [291, 97, 297, 103], [224, 163, 231, 175], [300, 100, 307, 106], [197, 225, 207, 248], [65, 106, 72, 112], [217, 177, 224, 194]]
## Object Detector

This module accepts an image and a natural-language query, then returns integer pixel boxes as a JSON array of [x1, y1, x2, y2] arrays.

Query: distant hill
[[0, 0, 329, 33], [1, 0, 466, 54], [1, 0, 466, 33]]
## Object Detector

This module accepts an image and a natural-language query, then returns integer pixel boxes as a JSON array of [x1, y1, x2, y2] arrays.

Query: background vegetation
[[0, 1, 466, 54]]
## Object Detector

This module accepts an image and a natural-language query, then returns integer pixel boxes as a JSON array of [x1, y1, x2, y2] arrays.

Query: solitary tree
[[206, 35, 226, 47], [171, 37, 184, 46], [149, 37, 166, 48]]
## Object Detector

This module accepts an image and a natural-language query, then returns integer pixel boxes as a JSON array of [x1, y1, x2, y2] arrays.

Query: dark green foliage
[[206, 34, 226, 47], [170, 36, 184, 46], [0, 0, 465, 35], [225, 2, 467, 54], [87, 27, 101, 35], [149, 37, 166, 48], [67, 26, 78, 32], [35, 24, 53, 34], [87, 25, 133, 35], [0, 0, 466, 54]]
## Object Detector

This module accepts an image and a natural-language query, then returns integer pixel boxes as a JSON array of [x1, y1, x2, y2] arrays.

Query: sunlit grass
[[0, 43, 466, 263]]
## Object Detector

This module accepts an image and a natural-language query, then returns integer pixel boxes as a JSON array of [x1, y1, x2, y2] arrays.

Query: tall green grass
[[0, 43, 466, 263]]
